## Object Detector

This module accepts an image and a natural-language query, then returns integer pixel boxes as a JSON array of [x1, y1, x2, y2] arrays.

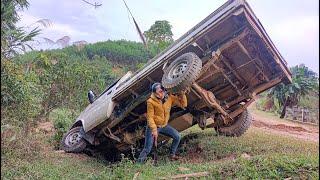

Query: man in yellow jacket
[[137, 82, 187, 163]]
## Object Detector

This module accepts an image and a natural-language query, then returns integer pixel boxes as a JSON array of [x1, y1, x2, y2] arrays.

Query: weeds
[[1, 116, 319, 179], [49, 108, 79, 149]]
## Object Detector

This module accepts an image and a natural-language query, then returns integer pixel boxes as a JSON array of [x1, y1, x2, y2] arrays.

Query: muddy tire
[[61, 126, 87, 153], [162, 52, 202, 93], [215, 109, 252, 137]]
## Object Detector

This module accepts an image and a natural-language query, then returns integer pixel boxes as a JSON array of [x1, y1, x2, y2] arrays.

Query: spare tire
[[162, 52, 202, 93], [215, 109, 252, 137]]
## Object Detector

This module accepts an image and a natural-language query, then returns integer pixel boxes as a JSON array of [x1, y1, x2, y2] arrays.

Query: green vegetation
[[144, 20, 174, 54], [256, 91, 319, 116], [1, 0, 43, 58], [298, 92, 319, 110], [1, 40, 158, 170], [2, 125, 318, 179], [49, 108, 80, 149], [2, 50, 117, 123], [267, 64, 318, 118], [1, 1, 176, 176]]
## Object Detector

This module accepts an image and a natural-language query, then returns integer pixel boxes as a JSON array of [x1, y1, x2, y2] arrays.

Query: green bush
[[298, 93, 319, 109], [1, 59, 42, 127], [255, 96, 267, 110], [2, 39, 156, 130], [49, 108, 78, 149], [8, 50, 118, 120], [255, 93, 281, 114]]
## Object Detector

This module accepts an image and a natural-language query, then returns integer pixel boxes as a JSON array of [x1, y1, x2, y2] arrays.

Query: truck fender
[[71, 120, 96, 145]]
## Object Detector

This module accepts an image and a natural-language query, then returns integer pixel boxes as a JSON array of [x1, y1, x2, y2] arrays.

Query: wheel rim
[[168, 60, 188, 80], [65, 131, 82, 147]]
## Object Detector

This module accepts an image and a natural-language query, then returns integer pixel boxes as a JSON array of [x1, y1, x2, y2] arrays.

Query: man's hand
[[179, 88, 190, 95], [177, 90, 188, 98], [152, 130, 158, 140]]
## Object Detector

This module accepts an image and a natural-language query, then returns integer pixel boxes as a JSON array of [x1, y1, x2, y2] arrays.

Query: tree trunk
[[280, 97, 288, 119]]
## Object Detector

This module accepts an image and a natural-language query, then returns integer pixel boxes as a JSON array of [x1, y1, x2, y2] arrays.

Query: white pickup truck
[[61, 0, 292, 155]]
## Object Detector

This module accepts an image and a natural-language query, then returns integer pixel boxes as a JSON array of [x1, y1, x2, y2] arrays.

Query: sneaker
[[169, 154, 180, 161]]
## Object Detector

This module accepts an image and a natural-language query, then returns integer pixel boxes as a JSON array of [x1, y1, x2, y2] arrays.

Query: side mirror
[[88, 90, 96, 104]]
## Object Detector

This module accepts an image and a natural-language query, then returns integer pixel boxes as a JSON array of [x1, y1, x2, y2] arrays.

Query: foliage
[[298, 92, 319, 110], [144, 20, 174, 53], [2, 126, 319, 179], [2, 27, 41, 58], [53, 40, 155, 69], [1, 0, 41, 58], [268, 64, 319, 118], [26, 51, 116, 115], [255, 93, 272, 110], [2, 36, 159, 129], [1, 59, 43, 126], [49, 108, 78, 149], [1, 5, 163, 126], [2, 48, 121, 128]]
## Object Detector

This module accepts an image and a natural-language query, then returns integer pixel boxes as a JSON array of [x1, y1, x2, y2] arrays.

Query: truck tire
[[215, 109, 252, 137], [162, 52, 202, 93], [61, 126, 87, 153]]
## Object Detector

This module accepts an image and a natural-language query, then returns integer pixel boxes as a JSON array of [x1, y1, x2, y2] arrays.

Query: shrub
[[49, 108, 78, 149], [1, 59, 42, 126]]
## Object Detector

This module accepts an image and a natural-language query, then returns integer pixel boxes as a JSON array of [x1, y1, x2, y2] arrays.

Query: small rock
[[241, 153, 251, 159]]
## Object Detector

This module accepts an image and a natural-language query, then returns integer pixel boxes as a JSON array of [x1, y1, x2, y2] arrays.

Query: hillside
[[1, 40, 158, 171], [17, 40, 155, 71], [2, 39, 156, 123]]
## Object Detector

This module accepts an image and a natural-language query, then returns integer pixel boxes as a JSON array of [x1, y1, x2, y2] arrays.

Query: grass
[[2, 122, 319, 179], [250, 105, 319, 127], [250, 107, 298, 125]]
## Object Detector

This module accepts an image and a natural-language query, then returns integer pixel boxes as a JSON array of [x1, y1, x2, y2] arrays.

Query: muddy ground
[[250, 110, 319, 142]]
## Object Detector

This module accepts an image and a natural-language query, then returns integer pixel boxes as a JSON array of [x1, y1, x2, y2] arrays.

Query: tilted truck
[[61, 0, 292, 155]]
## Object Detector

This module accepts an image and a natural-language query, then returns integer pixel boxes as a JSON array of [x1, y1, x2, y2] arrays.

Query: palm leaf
[[35, 19, 52, 28]]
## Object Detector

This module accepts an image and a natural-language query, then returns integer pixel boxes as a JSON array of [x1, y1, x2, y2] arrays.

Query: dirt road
[[250, 109, 319, 142]]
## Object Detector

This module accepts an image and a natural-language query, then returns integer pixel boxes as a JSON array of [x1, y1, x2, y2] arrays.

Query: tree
[[1, 0, 42, 58], [144, 20, 174, 53], [268, 64, 319, 118]]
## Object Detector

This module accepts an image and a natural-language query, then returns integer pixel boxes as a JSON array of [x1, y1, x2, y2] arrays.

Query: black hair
[[151, 82, 164, 93]]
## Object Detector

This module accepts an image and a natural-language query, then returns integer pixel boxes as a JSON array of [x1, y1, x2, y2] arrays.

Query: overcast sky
[[17, 0, 319, 73]]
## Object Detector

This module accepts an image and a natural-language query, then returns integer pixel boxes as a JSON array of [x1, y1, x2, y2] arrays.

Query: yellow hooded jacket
[[146, 92, 187, 133]]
